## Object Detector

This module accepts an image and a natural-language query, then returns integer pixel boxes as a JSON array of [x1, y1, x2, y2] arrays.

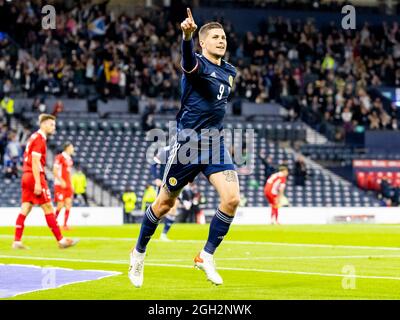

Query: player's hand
[[155, 179, 162, 187], [181, 8, 197, 40], [61, 180, 67, 189], [34, 182, 42, 195]]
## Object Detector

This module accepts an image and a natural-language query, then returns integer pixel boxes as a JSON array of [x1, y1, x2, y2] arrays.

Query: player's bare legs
[[209, 170, 240, 216], [12, 202, 33, 249], [55, 200, 64, 219], [194, 170, 240, 285], [40, 202, 78, 248], [63, 197, 73, 229], [129, 185, 180, 287], [13, 201, 78, 249]]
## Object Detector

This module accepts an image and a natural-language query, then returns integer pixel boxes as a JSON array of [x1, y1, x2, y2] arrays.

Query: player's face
[[283, 170, 289, 177], [201, 28, 227, 58], [42, 119, 56, 136], [67, 144, 75, 155]]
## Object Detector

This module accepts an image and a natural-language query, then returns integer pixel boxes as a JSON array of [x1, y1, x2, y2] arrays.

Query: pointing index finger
[[187, 8, 194, 22]]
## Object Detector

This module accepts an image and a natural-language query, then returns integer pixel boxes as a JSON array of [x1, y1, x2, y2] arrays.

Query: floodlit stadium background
[[1, 0, 400, 300]]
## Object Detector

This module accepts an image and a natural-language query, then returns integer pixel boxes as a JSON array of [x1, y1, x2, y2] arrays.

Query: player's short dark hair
[[63, 141, 73, 150], [199, 22, 224, 40], [39, 113, 56, 124]]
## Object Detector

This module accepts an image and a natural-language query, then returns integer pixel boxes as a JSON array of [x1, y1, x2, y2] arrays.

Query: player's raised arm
[[181, 8, 197, 40], [181, 8, 198, 74]]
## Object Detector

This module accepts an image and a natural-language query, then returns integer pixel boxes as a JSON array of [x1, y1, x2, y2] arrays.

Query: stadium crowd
[[0, 0, 399, 143]]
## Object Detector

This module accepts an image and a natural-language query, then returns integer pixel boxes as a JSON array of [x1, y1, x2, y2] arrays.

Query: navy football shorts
[[162, 135, 235, 193]]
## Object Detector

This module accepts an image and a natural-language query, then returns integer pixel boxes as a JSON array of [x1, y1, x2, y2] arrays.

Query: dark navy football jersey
[[177, 53, 237, 136]]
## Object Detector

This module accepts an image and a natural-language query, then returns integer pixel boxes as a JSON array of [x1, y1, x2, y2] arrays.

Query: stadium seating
[[301, 145, 400, 166], [24, 112, 376, 209], [0, 166, 21, 207], [356, 171, 400, 191]]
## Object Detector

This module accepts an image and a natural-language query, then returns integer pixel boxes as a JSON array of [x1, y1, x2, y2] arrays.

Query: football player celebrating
[[12, 114, 78, 249], [129, 8, 239, 287], [53, 142, 74, 230]]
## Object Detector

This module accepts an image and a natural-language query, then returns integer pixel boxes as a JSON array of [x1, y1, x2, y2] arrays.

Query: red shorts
[[264, 186, 279, 208], [54, 186, 74, 202], [21, 172, 52, 205]]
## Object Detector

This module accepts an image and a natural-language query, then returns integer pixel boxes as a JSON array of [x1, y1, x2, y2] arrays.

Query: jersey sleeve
[[181, 40, 205, 75], [31, 137, 43, 158], [54, 155, 62, 167]]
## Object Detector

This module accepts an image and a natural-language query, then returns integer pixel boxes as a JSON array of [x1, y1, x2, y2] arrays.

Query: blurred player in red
[[12, 114, 78, 249], [264, 165, 289, 224], [53, 142, 74, 230]]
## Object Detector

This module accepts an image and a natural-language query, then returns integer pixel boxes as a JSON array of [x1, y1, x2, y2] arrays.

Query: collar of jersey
[[37, 129, 47, 140], [62, 151, 71, 160]]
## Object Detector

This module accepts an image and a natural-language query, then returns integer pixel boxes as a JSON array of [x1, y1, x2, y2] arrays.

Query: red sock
[[45, 213, 63, 241], [14, 214, 27, 241], [271, 207, 278, 221], [64, 209, 70, 227], [55, 209, 61, 219]]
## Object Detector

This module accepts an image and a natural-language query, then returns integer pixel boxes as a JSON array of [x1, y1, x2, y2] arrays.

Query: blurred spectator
[[72, 165, 89, 206], [3, 130, 22, 179], [258, 153, 276, 180], [141, 183, 157, 212], [0, 94, 14, 127], [122, 187, 137, 224], [177, 182, 196, 223], [380, 177, 395, 204], [51, 100, 64, 116], [190, 183, 202, 223], [141, 102, 156, 131], [294, 155, 307, 187], [16, 125, 31, 150], [0, 0, 398, 141], [0, 123, 9, 163]]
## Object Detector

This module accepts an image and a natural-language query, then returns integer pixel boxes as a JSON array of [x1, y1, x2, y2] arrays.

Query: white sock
[[132, 249, 145, 257], [200, 249, 213, 260], [58, 238, 67, 245]]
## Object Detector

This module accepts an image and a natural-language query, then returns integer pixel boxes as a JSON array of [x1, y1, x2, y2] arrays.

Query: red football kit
[[53, 152, 74, 202], [264, 171, 287, 208], [21, 130, 51, 205]]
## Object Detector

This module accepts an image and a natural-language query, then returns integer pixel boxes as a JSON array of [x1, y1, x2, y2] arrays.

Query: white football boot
[[159, 233, 171, 241], [12, 241, 29, 249], [194, 250, 223, 285], [128, 249, 145, 288]]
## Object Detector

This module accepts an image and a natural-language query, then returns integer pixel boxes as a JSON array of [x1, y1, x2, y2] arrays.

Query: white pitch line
[[0, 255, 127, 264], [1, 234, 400, 252], [1, 255, 400, 281], [146, 254, 400, 262]]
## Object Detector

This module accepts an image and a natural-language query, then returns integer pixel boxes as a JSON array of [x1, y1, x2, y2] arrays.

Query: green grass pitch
[[1, 224, 400, 299]]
